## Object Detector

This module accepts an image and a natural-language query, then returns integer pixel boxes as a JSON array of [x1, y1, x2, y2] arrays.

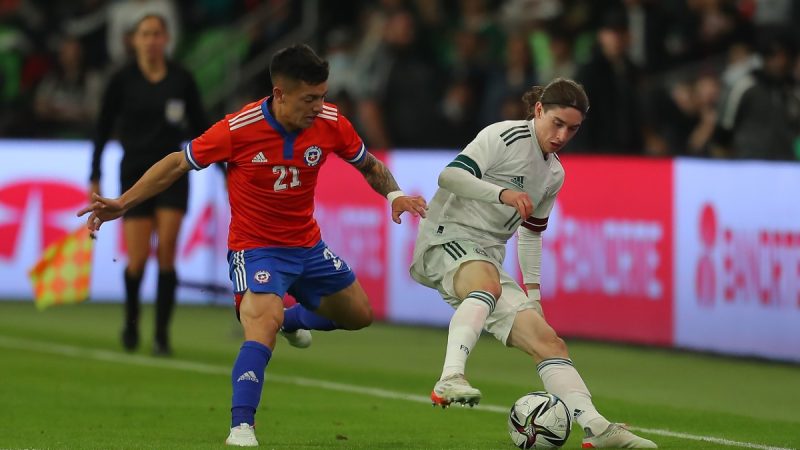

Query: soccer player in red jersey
[[78, 44, 427, 446]]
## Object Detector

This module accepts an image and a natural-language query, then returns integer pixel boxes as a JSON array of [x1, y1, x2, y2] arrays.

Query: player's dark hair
[[523, 78, 589, 119], [270, 44, 329, 85], [133, 14, 168, 34]]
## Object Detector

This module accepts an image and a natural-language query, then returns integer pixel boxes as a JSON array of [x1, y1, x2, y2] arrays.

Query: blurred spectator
[[439, 26, 488, 145], [481, 32, 537, 126], [671, 0, 749, 64], [713, 35, 800, 160], [536, 29, 576, 84], [106, 0, 179, 65], [573, 9, 644, 153], [687, 74, 721, 156], [61, 0, 110, 70], [324, 27, 359, 120], [33, 36, 102, 138], [356, 9, 443, 148], [720, 39, 759, 89], [621, 0, 671, 74], [649, 73, 721, 156]]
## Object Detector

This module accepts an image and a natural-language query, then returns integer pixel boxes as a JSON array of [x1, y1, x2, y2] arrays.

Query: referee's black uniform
[[90, 60, 208, 354], [91, 60, 208, 207]]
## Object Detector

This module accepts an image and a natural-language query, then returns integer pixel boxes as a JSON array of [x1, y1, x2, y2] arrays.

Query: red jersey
[[184, 97, 366, 250]]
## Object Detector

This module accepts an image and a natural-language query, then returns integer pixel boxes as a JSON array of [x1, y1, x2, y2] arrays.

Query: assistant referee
[[90, 14, 208, 356]]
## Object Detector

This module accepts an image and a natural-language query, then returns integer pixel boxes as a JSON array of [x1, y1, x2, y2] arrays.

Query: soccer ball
[[507, 391, 571, 449]]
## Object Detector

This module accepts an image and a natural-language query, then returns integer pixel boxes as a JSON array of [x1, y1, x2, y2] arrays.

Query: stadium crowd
[[1, 0, 799, 160]]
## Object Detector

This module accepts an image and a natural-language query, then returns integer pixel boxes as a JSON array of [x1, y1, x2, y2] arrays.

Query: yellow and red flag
[[28, 227, 94, 310]]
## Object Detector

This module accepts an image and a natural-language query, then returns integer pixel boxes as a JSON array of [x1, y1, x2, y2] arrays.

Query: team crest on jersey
[[304, 146, 322, 167], [254, 270, 271, 284], [474, 247, 488, 257]]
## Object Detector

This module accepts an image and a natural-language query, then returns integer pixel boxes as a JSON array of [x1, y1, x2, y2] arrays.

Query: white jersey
[[415, 119, 564, 257]]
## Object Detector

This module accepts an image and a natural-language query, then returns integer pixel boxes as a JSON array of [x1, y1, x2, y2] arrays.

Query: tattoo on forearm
[[356, 153, 400, 196]]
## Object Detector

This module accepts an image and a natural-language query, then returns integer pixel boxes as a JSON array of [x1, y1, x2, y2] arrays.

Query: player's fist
[[500, 189, 533, 219], [391, 195, 427, 224]]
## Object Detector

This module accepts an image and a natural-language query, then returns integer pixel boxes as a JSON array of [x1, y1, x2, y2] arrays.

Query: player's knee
[[344, 302, 373, 330], [483, 283, 502, 301], [241, 307, 282, 334], [539, 333, 569, 359], [126, 263, 146, 277], [459, 280, 502, 301]]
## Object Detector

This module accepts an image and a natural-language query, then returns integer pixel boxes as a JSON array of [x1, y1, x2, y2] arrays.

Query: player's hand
[[391, 195, 427, 224], [500, 189, 534, 219], [77, 193, 126, 231]]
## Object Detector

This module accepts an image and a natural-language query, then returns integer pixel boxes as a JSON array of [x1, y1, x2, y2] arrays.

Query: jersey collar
[[262, 97, 299, 160], [261, 97, 301, 138]]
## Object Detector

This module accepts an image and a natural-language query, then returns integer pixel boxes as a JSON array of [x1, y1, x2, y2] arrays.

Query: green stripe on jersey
[[446, 154, 482, 179]]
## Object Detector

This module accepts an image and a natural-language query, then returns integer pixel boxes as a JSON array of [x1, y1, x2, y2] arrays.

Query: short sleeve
[[446, 126, 498, 179], [334, 112, 366, 164], [184, 118, 232, 170]]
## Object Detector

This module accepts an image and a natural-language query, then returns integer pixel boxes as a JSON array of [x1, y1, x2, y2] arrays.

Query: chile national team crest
[[254, 270, 271, 284], [304, 146, 322, 167]]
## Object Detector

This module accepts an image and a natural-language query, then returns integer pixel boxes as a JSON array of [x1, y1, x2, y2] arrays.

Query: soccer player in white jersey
[[410, 78, 657, 448]]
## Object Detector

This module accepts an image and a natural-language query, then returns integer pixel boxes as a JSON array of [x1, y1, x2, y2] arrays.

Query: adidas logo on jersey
[[251, 152, 268, 163], [236, 370, 260, 383], [510, 176, 524, 190]]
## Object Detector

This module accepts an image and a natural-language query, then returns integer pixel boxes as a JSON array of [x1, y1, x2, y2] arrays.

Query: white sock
[[537, 358, 610, 436], [440, 291, 496, 379]]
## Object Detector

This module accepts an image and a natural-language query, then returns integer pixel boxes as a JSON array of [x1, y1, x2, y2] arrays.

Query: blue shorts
[[227, 240, 356, 311]]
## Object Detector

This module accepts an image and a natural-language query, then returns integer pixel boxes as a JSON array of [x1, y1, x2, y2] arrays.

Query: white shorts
[[409, 239, 535, 345]]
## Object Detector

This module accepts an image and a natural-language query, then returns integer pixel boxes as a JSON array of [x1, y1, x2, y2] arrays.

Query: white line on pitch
[[0, 335, 794, 450]]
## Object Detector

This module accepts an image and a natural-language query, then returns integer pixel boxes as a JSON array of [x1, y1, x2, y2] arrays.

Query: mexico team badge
[[254, 270, 270, 284], [304, 146, 322, 167]]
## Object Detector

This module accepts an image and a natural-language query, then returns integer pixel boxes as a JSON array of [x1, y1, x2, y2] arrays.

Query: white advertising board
[[674, 159, 800, 362], [0, 140, 231, 304]]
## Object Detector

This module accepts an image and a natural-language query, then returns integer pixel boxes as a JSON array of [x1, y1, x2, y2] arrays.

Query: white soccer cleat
[[279, 328, 312, 348], [226, 423, 258, 447], [582, 423, 657, 448], [430, 374, 482, 408]]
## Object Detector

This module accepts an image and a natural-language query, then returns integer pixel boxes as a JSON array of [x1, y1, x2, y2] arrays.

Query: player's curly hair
[[522, 78, 589, 119], [270, 44, 329, 85]]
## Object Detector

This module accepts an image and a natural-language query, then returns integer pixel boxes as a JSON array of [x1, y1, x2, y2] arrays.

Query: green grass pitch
[[0, 301, 798, 449]]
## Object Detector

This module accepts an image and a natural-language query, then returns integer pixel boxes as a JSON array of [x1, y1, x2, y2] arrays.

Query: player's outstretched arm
[[354, 152, 427, 224], [77, 151, 191, 231]]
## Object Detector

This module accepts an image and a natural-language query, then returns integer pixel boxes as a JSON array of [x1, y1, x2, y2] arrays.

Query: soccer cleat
[[226, 423, 258, 447], [582, 423, 657, 448], [279, 328, 312, 348], [121, 325, 138, 352], [152, 340, 173, 357], [430, 374, 482, 408]]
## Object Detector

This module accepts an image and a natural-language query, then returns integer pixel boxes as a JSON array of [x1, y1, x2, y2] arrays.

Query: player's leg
[[225, 247, 299, 447], [281, 241, 370, 336], [152, 206, 185, 355], [412, 241, 502, 407], [120, 212, 154, 351], [226, 289, 283, 447], [506, 309, 657, 448], [444, 259, 501, 377], [312, 279, 372, 329]]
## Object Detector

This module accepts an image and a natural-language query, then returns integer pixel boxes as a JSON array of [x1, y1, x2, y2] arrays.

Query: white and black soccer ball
[[507, 391, 571, 449]]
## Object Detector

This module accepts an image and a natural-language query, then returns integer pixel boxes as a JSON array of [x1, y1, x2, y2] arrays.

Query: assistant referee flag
[[28, 226, 94, 310]]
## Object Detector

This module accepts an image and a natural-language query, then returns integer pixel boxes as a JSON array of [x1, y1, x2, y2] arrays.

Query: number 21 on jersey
[[273, 165, 300, 191]]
